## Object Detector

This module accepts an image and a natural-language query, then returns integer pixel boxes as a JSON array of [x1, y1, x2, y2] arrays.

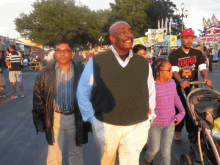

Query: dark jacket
[[32, 60, 90, 146]]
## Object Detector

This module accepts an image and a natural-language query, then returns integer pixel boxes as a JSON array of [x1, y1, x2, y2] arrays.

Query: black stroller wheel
[[180, 154, 192, 165]]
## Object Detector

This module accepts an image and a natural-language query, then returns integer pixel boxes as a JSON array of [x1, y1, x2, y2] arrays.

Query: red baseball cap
[[180, 29, 197, 38]]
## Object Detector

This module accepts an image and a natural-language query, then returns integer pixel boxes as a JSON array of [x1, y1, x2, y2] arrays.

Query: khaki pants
[[92, 118, 151, 165], [47, 112, 83, 165]]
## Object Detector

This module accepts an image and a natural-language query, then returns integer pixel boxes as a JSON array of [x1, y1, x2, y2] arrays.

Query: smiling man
[[77, 21, 156, 165], [169, 29, 212, 146]]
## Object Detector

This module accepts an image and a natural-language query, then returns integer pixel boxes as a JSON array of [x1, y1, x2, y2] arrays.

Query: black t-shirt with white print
[[169, 48, 205, 81]]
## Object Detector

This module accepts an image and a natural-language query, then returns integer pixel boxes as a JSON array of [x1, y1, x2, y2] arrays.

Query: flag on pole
[[161, 18, 164, 29], [207, 18, 212, 26], [203, 18, 208, 28], [158, 19, 160, 29], [212, 14, 219, 27], [169, 17, 173, 33], [165, 17, 168, 33], [164, 22, 166, 32]]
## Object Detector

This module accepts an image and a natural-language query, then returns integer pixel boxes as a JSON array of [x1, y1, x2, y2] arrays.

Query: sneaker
[[21, 94, 25, 98], [174, 131, 182, 144], [11, 95, 18, 99]]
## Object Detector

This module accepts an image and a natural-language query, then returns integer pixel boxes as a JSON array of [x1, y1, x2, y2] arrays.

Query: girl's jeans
[[145, 123, 174, 165]]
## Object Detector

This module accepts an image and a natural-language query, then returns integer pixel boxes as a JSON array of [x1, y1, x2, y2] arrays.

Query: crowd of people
[[31, 21, 213, 165], [0, 21, 215, 165]]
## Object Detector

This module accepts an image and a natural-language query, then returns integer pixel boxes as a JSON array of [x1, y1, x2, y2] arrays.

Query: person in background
[[47, 48, 55, 63], [217, 48, 220, 66], [0, 52, 6, 98], [157, 48, 161, 58], [6, 45, 24, 99], [152, 49, 156, 61], [202, 46, 209, 68], [72, 50, 84, 64], [208, 44, 214, 72], [214, 44, 218, 60], [145, 58, 185, 165], [132, 44, 147, 58], [27, 56, 31, 66], [92, 51, 95, 57], [32, 56, 37, 62], [195, 44, 201, 51]]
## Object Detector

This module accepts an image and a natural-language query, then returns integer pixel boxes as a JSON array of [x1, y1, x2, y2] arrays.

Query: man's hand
[[204, 79, 212, 86], [180, 80, 190, 89]]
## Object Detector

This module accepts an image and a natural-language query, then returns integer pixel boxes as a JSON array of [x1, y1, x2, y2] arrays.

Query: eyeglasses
[[160, 69, 172, 72], [55, 49, 71, 54]]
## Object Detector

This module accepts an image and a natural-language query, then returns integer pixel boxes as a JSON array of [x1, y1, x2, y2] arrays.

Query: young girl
[[145, 58, 185, 165]]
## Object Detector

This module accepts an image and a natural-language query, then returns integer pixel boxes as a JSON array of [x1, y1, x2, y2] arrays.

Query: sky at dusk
[[0, 0, 220, 39]]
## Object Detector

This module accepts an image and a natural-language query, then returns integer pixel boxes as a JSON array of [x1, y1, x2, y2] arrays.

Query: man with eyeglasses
[[169, 29, 212, 146], [32, 38, 90, 165]]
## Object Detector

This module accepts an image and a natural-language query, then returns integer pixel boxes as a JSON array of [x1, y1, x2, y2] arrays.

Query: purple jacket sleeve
[[173, 83, 185, 122]]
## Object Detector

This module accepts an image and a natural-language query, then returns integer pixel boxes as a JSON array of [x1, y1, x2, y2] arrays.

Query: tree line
[[14, 0, 183, 47]]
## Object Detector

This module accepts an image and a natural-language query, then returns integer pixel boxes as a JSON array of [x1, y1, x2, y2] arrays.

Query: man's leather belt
[[55, 111, 74, 115]]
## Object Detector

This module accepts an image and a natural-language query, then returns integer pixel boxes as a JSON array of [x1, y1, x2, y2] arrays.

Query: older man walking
[[77, 21, 156, 165], [32, 38, 90, 165]]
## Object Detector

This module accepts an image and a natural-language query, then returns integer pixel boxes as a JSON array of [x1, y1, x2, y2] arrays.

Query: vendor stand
[[133, 28, 178, 62], [198, 15, 220, 61]]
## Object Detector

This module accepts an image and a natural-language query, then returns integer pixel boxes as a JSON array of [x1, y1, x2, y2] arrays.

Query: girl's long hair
[[151, 58, 168, 79]]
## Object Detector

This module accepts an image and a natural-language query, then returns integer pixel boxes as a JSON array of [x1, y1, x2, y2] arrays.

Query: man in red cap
[[169, 29, 212, 145]]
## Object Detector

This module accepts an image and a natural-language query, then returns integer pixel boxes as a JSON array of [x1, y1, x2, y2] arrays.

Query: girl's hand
[[175, 117, 180, 126]]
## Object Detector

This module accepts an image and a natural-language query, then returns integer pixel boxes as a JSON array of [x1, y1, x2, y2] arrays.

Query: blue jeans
[[145, 123, 174, 165]]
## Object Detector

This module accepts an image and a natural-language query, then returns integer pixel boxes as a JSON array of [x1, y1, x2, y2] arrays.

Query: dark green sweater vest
[[91, 50, 149, 126]]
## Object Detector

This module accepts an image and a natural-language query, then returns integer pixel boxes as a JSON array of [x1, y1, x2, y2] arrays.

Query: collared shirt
[[77, 46, 156, 124], [53, 62, 75, 113]]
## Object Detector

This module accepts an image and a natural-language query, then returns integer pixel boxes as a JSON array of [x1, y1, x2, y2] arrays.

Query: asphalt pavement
[[0, 64, 220, 165]]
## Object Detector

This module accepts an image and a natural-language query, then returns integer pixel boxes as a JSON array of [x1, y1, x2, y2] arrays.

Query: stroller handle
[[189, 81, 214, 89], [189, 81, 205, 85]]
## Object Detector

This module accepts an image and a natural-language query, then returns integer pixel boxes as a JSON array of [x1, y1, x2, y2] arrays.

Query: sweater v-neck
[[119, 52, 129, 61]]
